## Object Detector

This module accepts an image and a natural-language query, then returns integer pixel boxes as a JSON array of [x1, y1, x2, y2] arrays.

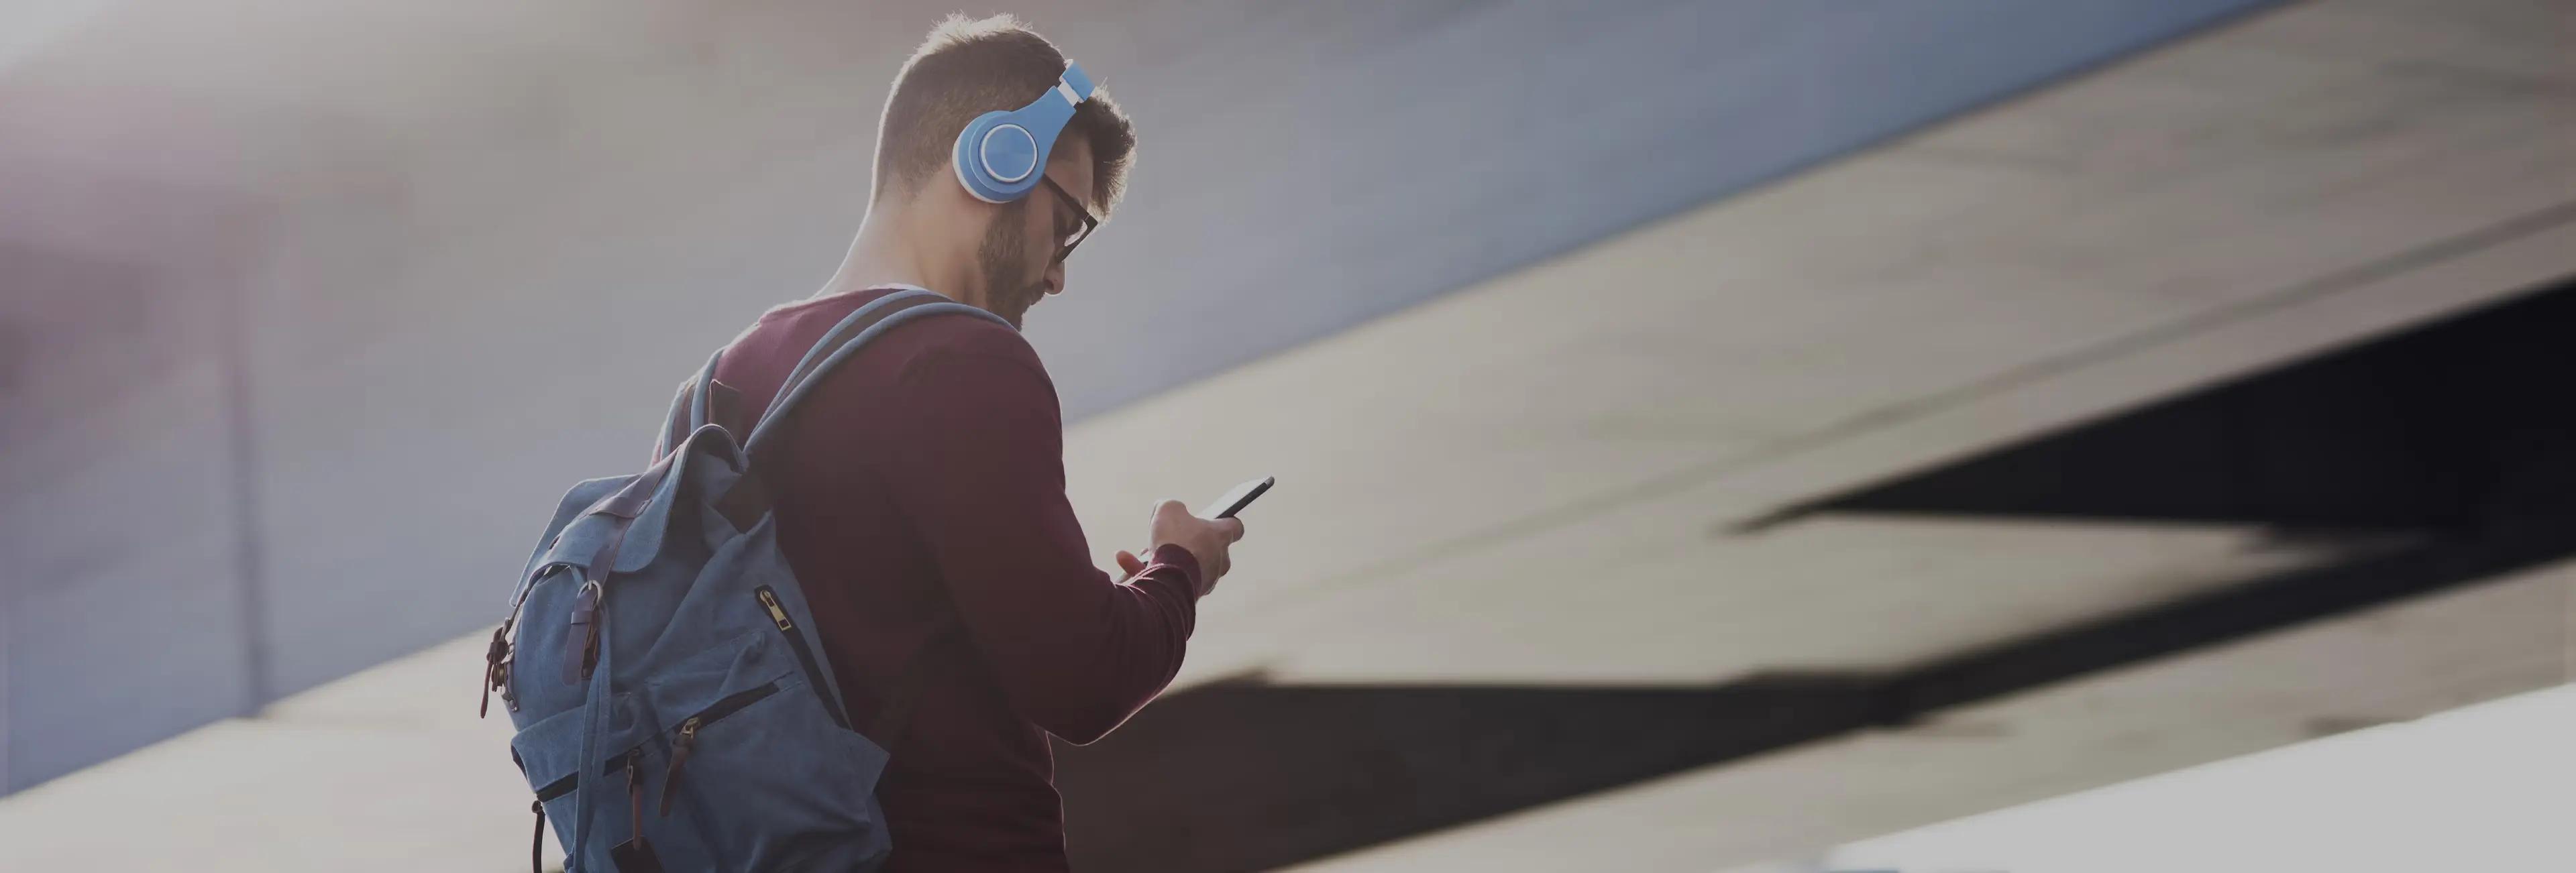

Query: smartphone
[[1200, 476, 1275, 520]]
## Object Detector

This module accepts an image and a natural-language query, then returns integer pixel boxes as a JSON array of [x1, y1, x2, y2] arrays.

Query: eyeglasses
[[1036, 174, 1100, 265]]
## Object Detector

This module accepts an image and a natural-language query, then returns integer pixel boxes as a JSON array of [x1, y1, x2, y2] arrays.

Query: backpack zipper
[[657, 680, 781, 815], [753, 585, 850, 730], [529, 584, 841, 807], [533, 747, 642, 804], [530, 681, 783, 807]]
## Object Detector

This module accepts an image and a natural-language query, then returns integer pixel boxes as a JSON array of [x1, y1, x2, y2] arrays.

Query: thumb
[[1116, 549, 1148, 576]]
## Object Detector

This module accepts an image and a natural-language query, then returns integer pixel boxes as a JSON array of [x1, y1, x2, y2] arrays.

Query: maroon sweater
[[706, 286, 1203, 871]]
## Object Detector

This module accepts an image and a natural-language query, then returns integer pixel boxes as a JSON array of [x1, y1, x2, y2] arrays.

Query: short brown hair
[[872, 14, 1136, 215]]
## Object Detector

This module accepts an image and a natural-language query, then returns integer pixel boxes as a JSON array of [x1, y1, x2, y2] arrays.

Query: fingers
[[1115, 550, 1147, 576], [1139, 498, 1246, 595]]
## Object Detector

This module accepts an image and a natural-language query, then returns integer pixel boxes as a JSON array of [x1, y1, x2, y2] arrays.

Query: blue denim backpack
[[481, 288, 1008, 872]]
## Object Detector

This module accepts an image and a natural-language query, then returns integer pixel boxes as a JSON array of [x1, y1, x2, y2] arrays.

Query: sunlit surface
[[1812, 680, 2576, 873]]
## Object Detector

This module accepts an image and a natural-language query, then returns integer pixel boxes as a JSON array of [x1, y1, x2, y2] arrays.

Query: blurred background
[[3, 0, 2573, 870]]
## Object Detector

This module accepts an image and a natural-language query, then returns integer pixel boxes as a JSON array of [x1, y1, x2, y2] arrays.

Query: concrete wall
[[0, 0, 2277, 791]]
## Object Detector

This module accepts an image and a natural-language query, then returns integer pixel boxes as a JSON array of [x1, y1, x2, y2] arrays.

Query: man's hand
[[1114, 500, 1246, 595]]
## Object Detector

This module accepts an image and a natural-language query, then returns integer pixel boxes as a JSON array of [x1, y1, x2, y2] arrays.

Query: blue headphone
[[952, 61, 1096, 203]]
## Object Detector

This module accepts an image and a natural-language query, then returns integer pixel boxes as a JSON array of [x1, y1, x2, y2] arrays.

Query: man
[[698, 15, 1242, 872]]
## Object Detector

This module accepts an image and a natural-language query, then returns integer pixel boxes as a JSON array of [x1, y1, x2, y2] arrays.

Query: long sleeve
[[875, 342, 1202, 746]]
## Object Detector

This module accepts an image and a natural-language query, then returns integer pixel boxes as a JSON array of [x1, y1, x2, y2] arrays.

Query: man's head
[[869, 15, 1136, 327]]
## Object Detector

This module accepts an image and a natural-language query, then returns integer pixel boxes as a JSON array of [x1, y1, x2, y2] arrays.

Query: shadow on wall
[[1057, 275, 2576, 873]]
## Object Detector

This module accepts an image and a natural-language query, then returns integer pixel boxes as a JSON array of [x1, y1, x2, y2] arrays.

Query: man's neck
[[820, 200, 962, 300]]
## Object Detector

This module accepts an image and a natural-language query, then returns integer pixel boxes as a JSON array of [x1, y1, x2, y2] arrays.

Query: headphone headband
[[953, 61, 1095, 203]]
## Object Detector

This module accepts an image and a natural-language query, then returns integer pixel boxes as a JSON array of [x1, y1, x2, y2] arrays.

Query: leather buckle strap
[[564, 578, 605, 685], [480, 621, 513, 718], [558, 456, 669, 685], [527, 801, 546, 873]]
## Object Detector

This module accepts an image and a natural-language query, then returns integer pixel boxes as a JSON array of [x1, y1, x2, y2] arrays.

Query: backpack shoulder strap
[[767, 288, 942, 413], [699, 288, 1007, 528], [653, 349, 727, 461], [742, 288, 1010, 461]]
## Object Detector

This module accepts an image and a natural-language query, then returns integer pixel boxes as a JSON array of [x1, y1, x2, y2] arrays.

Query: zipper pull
[[624, 750, 647, 846], [659, 717, 700, 817], [757, 588, 794, 632]]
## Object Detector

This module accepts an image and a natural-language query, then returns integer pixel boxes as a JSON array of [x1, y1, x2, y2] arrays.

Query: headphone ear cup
[[953, 109, 1043, 203]]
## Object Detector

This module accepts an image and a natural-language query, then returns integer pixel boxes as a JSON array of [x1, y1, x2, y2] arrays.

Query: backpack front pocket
[[510, 694, 668, 871], [639, 630, 893, 872]]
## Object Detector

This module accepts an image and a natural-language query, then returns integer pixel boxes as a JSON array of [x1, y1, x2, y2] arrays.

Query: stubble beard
[[976, 205, 1042, 329]]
